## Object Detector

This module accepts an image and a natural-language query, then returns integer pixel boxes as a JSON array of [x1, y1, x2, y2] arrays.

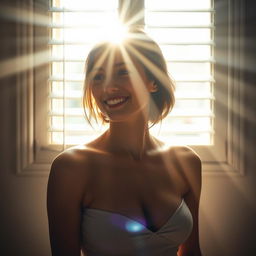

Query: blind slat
[[49, 128, 215, 134], [48, 39, 215, 46], [49, 24, 215, 29], [48, 75, 215, 83], [49, 93, 215, 100], [50, 57, 215, 63], [49, 111, 214, 118], [146, 9, 215, 13], [49, 7, 118, 12], [49, 7, 214, 13]]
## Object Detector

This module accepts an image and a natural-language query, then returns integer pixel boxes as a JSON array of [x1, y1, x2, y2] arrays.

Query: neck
[[104, 116, 155, 160]]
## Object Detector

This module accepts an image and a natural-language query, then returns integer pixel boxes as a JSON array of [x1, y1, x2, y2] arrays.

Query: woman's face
[[88, 49, 156, 122]]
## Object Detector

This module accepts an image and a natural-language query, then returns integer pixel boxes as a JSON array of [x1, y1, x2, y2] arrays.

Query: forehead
[[91, 48, 144, 73]]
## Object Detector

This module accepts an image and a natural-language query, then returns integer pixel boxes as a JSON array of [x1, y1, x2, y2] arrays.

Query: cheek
[[130, 82, 151, 101], [91, 88, 107, 112], [91, 84, 101, 99]]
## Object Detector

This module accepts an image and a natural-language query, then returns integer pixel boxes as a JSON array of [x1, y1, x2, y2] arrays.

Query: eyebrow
[[114, 62, 127, 67], [92, 62, 128, 71]]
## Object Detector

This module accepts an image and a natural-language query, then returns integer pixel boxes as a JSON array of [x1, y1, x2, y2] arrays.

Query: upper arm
[[176, 147, 202, 256], [47, 153, 87, 256]]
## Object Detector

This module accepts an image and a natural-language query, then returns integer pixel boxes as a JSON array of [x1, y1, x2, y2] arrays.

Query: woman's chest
[[84, 155, 188, 210], [81, 154, 190, 232]]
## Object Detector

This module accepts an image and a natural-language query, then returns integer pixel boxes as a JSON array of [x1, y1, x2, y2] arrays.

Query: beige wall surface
[[0, 0, 256, 255]]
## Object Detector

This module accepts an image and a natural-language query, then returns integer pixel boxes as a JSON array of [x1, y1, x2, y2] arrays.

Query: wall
[[0, 0, 255, 255]]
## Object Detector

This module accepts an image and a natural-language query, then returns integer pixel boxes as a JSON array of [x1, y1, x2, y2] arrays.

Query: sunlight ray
[[84, 44, 112, 125], [125, 9, 145, 28], [85, 45, 112, 83], [126, 32, 157, 45], [125, 43, 175, 93], [214, 68, 256, 125], [118, 44, 158, 122], [0, 5, 49, 27], [126, 37, 162, 54], [118, 0, 131, 24], [0, 50, 50, 79], [103, 47, 116, 89]]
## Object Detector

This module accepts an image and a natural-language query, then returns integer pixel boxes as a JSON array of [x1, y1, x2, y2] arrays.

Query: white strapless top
[[81, 199, 193, 256]]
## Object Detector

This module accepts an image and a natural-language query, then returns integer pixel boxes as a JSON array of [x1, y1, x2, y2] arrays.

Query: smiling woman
[[47, 28, 202, 256], [83, 29, 175, 126]]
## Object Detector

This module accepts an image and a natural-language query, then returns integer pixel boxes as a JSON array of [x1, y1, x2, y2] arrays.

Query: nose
[[103, 76, 120, 93]]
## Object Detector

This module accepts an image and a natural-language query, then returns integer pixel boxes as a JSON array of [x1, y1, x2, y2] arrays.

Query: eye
[[92, 73, 105, 82], [118, 69, 129, 76]]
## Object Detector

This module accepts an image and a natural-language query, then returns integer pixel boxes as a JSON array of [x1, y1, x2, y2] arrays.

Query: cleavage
[[137, 198, 182, 232]]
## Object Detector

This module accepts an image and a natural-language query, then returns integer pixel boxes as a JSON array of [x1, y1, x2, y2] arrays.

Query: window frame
[[16, 0, 245, 176]]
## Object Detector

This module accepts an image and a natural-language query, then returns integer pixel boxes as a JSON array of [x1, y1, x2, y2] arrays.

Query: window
[[16, 0, 245, 175], [48, 0, 214, 147]]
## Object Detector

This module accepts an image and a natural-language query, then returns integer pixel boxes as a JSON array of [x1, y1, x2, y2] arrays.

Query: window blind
[[48, 0, 214, 146], [48, 0, 119, 146], [145, 0, 214, 145]]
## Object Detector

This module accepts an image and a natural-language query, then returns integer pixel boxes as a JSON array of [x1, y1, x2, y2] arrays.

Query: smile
[[104, 96, 129, 108]]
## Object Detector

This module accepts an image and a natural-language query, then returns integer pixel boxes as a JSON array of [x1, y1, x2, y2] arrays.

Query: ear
[[149, 81, 158, 93]]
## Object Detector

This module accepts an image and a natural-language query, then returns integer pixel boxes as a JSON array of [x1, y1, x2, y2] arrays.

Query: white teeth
[[106, 97, 127, 106]]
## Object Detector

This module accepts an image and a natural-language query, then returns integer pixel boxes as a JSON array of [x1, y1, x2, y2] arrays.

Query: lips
[[103, 96, 129, 108]]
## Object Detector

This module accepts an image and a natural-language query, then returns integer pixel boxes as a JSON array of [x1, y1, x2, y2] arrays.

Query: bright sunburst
[[102, 22, 129, 45]]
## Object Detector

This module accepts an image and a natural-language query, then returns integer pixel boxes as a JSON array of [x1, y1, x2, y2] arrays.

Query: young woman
[[47, 29, 202, 256]]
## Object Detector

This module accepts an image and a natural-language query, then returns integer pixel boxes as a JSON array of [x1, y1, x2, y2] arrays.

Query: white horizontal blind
[[48, 0, 214, 146], [49, 0, 118, 146], [146, 0, 214, 145]]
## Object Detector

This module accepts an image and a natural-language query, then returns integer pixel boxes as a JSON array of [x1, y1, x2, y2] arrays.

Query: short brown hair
[[83, 28, 175, 126]]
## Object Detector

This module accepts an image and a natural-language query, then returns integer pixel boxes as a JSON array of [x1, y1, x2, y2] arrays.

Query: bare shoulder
[[51, 144, 96, 170], [47, 145, 98, 214], [167, 145, 202, 200], [168, 145, 202, 176], [171, 145, 201, 163], [49, 145, 94, 190]]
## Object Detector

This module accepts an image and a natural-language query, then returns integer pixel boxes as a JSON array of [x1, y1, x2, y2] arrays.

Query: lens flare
[[125, 220, 145, 232]]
